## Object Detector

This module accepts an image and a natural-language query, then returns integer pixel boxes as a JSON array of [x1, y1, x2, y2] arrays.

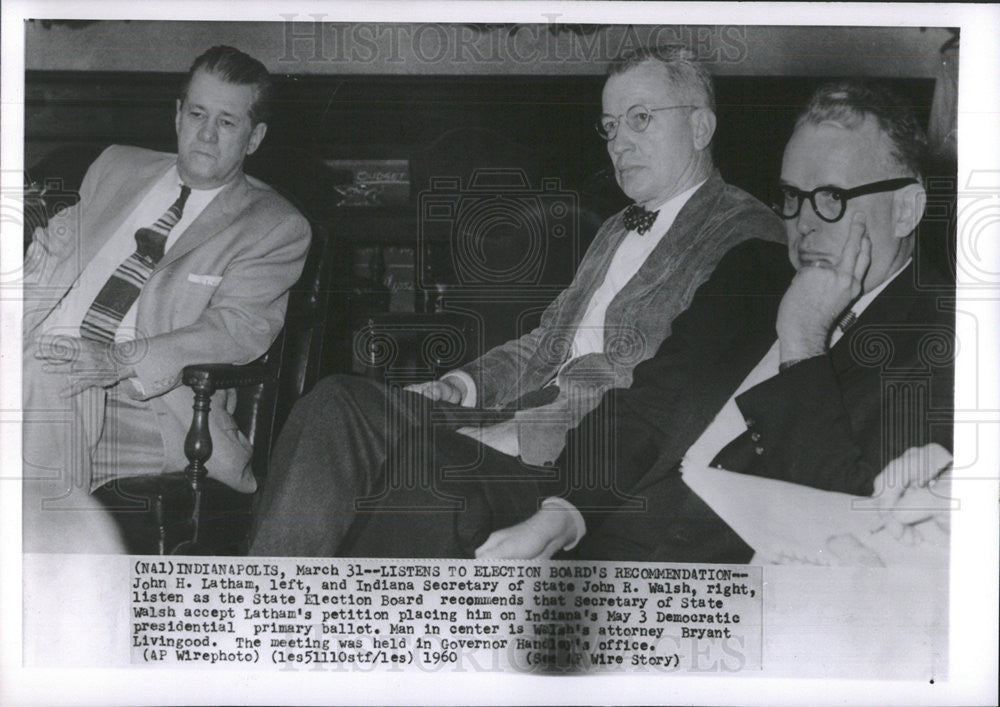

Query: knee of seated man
[[304, 373, 387, 408], [310, 373, 363, 396]]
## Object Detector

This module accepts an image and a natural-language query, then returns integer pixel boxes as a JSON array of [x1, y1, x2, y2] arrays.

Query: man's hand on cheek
[[777, 212, 871, 363]]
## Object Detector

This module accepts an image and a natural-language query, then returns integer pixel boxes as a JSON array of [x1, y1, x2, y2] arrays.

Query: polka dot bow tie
[[623, 204, 659, 235]]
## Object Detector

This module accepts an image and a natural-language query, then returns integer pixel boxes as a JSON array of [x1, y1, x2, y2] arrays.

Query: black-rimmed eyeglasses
[[774, 178, 919, 223], [595, 104, 699, 141]]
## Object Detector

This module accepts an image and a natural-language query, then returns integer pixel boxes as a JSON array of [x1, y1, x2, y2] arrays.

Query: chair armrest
[[182, 362, 272, 393], [180, 362, 274, 504]]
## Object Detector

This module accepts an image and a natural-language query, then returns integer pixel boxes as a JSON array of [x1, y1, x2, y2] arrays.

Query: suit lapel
[[602, 171, 723, 342], [584, 215, 632, 293], [826, 263, 923, 455], [630, 171, 721, 291], [80, 156, 175, 271], [550, 214, 631, 332], [155, 172, 251, 271], [28, 153, 173, 333]]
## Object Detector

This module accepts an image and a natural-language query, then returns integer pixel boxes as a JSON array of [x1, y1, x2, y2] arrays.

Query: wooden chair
[[93, 220, 335, 555]]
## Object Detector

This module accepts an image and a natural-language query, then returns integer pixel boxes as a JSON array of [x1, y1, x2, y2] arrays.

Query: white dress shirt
[[445, 179, 707, 407], [40, 164, 226, 395], [560, 179, 706, 370]]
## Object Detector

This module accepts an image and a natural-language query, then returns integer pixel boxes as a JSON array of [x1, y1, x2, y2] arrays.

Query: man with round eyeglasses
[[478, 79, 951, 562], [337, 80, 953, 565], [773, 92, 930, 374], [250, 44, 784, 557], [596, 103, 700, 141]]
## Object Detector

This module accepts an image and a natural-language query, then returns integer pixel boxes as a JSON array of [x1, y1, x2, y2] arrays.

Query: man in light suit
[[339, 80, 954, 563], [249, 45, 784, 556], [22, 46, 310, 540]]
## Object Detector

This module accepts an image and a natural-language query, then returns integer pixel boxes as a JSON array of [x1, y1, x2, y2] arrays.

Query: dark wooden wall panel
[[23, 70, 948, 384], [25, 71, 936, 219]]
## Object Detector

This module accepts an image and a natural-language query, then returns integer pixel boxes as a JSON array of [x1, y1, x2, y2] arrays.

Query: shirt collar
[[851, 257, 912, 318], [168, 164, 229, 206], [647, 178, 707, 220], [634, 178, 708, 237]]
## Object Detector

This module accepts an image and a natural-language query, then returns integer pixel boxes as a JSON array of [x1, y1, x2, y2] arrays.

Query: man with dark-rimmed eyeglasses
[[775, 177, 919, 225], [336, 79, 953, 564]]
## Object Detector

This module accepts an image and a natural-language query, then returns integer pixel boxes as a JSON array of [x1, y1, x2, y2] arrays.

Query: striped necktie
[[837, 309, 858, 334], [80, 185, 191, 343]]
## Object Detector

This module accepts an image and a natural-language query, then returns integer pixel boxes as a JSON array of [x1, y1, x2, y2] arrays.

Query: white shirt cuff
[[128, 377, 146, 396], [441, 370, 477, 408], [540, 497, 586, 551]]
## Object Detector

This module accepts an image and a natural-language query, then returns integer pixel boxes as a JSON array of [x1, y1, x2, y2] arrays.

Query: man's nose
[[795, 198, 821, 237], [608, 123, 636, 155], [197, 120, 218, 143]]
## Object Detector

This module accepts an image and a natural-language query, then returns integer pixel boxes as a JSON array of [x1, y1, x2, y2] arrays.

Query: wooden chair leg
[[154, 493, 166, 556], [171, 376, 215, 555]]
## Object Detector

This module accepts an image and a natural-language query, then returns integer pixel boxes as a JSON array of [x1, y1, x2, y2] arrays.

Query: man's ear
[[892, 182, 927, 239], [690, 108, 717, 151], [246, 122, 267, 156], [175, 99, 182, 136]]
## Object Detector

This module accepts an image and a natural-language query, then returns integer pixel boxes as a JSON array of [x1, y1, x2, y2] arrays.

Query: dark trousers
[[249, 375, 433, 556], [251, 374, 750, 562], [249, 375, 551, 556], [338, 459, 751, 562]]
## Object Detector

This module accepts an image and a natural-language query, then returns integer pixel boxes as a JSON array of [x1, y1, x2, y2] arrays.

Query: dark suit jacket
[[575, 254, 955, 562], [341, 241, 954, 561]]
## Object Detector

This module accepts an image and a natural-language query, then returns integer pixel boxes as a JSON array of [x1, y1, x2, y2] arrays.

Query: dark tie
[[622, 204, 659, 235], [80, 185, 191, 343]]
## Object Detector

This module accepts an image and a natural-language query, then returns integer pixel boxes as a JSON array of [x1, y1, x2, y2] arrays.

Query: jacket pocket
[[186, 273, 223, 286]]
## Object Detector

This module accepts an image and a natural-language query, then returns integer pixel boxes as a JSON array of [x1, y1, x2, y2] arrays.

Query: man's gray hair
[[797, 80, 928, 180], [607, 45, 716, 112]]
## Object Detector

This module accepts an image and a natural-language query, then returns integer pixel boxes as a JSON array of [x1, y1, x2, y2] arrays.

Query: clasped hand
[[407, 376, 521, 456], [474, 505, 578, 560], [777, 212, 871, 362], [868, 442, 953, 542], [34, 334, 134, 397], [404, 376, 466, 404]]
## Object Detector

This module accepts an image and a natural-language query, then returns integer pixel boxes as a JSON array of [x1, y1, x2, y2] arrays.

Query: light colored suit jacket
[[456, 170, 785, 464], [23, 145, 311, 492]]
